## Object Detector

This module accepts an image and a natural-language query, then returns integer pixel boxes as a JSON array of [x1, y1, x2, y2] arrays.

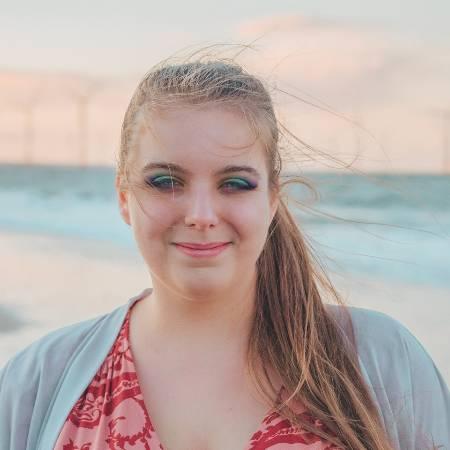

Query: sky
[[1, 1, 450, 172], [2, 0, 449, 76]]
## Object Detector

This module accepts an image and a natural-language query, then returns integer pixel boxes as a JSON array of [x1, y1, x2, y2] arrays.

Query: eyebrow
[[141, 162, 261, 179]]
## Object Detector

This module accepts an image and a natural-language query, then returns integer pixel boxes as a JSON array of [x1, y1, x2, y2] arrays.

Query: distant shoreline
[[1, 161, 449, 176]]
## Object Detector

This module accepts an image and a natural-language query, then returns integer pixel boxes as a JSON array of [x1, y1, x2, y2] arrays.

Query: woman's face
[[116, 105, 278, 298]]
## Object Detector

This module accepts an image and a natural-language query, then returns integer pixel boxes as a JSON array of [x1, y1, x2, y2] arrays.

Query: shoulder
[[1, 312, 109, 380], [326, 303, 450, 449], [0, 289, 147, 388], [0, 312, 113, 426], [325, 304, 413, 395], [0, 292, 146, 450], [325, 303, 421, 363], [349, 305, 412, 354], [0, 308, 126, 450], [326, 303, 447, 392]]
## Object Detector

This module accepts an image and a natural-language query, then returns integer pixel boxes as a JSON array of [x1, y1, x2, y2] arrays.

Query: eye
[[145, 175, 256, 192], [221, 178, 256, 191], [146, 175, 182, 190]]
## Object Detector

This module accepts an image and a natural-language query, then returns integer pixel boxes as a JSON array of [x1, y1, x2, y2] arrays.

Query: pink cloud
[[235, 15, 397, 93], [231, 14, 450, 172]]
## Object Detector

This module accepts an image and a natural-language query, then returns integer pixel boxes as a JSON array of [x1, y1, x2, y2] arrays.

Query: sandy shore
[[1, 229, 449, 386], [0, 230, 150, 366]]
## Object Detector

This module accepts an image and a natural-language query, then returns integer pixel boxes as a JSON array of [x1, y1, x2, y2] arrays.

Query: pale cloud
[[232, 15, 450, 173], [234, 14, 450, 106], [235, 15, 391, 87]]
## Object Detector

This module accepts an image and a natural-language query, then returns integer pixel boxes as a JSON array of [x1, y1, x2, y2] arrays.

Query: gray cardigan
[[1, 288, 449, 449]]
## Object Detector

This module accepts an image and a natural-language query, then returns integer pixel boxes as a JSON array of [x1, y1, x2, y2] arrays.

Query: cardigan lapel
[[35, 288, 152, 450]]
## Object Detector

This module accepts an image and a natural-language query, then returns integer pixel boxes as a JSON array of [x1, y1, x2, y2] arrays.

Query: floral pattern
[[55, 301, 341, 449]]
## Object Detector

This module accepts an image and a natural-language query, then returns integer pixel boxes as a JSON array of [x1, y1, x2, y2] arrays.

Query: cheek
[[129, 197, 174, 245], [228, 197, 272, 243], [129, 202, 175, 275]]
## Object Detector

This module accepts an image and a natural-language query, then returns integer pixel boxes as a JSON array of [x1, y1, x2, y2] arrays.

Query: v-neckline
[[135, 377, 284, 450], [125, 297, 286, 450], [141, 395, 282, 450]]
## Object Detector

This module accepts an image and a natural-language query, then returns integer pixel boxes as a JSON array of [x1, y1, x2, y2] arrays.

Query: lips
[[173, 242, 231, 258], [174, 242, 230, 249]]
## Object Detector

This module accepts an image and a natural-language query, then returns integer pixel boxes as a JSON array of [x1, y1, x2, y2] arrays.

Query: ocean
[[1, 164, 449, 288]]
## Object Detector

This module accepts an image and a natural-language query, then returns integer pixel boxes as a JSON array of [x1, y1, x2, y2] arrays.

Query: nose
[[184, 185, 219, 230]]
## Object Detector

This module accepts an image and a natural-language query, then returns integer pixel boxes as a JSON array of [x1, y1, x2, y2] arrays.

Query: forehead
[[133, 105, 268, 171]]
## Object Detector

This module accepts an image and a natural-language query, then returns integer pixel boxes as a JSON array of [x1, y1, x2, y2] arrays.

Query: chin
[[176, 274, 230, 300]]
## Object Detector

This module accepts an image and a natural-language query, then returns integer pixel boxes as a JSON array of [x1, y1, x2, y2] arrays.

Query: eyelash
[[146, 175, 257, 192]]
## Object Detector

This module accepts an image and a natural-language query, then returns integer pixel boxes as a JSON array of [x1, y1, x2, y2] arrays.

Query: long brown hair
[[116, 53, 398, 449]]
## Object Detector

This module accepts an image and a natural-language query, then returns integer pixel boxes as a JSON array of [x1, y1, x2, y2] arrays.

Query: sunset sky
[[1, 1, 449, 172], [2, 1, 449, 76]]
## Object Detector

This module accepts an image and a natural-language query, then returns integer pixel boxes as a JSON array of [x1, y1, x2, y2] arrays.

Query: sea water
[[0, 164, 449, 288]]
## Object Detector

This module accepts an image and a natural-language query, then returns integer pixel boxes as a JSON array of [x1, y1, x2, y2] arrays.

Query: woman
[[1, 59, 449, 450]]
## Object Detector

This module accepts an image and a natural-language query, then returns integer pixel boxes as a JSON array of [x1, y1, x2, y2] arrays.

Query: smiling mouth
[[174, 242, 231, 250], [173, 242, 231, 257]]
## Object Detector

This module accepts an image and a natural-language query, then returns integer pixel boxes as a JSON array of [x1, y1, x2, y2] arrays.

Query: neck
[[134, 275, 257, 360]]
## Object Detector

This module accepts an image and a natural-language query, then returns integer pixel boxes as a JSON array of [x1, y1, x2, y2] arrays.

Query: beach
[[0, 230, 149, 366], [1, 229, 449, 386]]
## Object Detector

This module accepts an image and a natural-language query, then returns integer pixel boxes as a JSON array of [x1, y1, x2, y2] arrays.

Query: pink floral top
[[55, 300, 342, 449]]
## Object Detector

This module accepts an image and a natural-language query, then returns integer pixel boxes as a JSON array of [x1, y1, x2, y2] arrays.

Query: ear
[[115, 174, 131, 226]]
